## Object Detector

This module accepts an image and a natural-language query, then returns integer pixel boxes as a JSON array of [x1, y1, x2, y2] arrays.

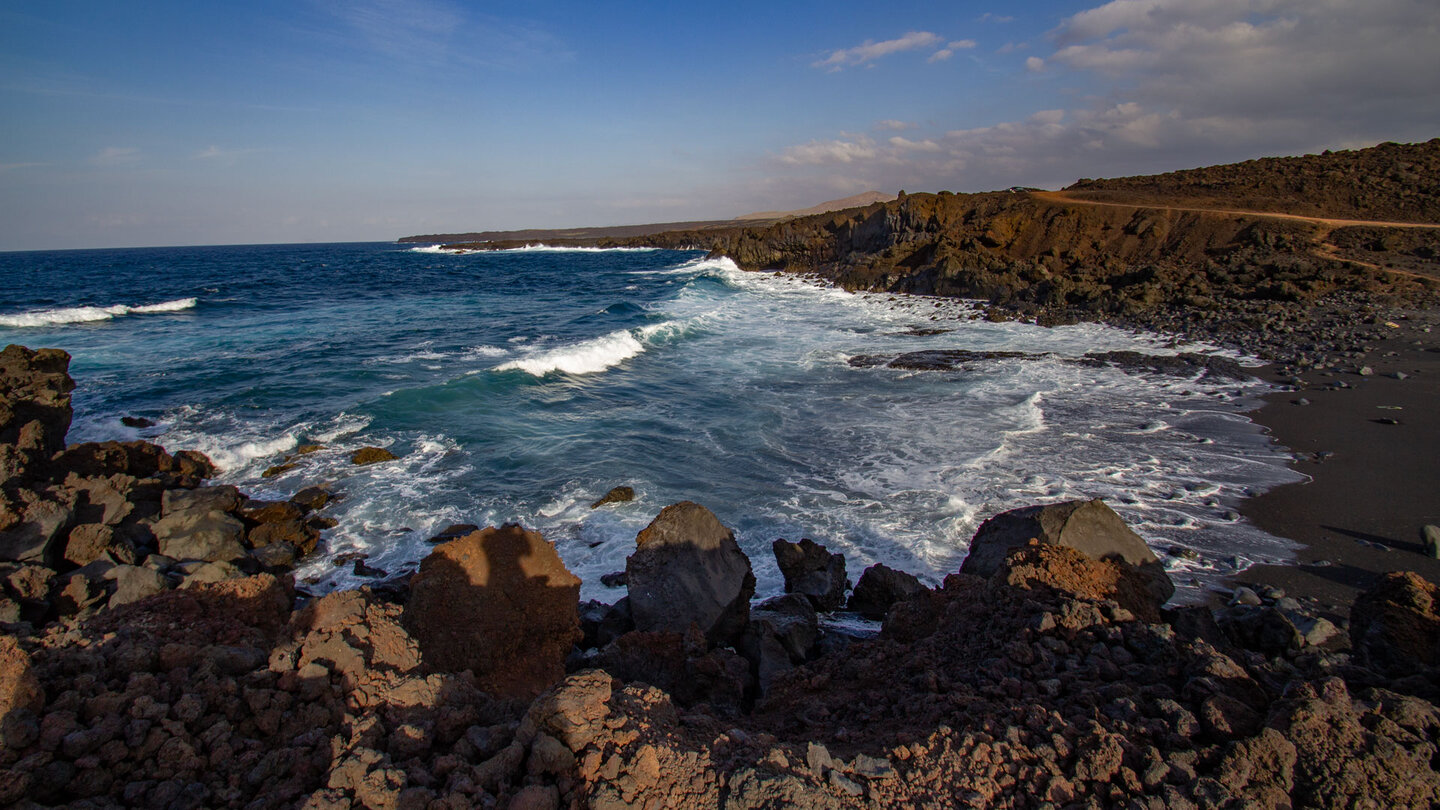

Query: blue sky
[[2, 0, 1437, 250]]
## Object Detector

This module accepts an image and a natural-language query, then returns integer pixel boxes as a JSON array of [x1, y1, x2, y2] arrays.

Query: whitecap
[[493, 320, 685, 377], [0, 297, 197, 327]]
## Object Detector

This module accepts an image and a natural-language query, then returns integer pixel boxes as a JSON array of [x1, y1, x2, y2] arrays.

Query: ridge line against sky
[[1, 0, 1438, 251]]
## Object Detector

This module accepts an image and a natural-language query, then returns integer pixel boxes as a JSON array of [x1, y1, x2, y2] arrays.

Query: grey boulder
[[625, 501, 755, 646]]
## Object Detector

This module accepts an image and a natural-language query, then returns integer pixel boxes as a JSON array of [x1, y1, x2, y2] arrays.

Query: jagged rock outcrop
[[848, 563, 926, 619], [405, 525, 582, 700], [962, 498, 1175, 606], [772, 537, 847, 611], [625, 501, 755, 646]]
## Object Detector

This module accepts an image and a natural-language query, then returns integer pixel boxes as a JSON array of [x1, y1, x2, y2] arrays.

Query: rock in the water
[[961, 498, 1174, 605], [772, 538, 847, 611], [1350, 571, 1440, 676], [405, 524, 581, 700], [1422, 525, 1440, 559], [848, 563, 926, 619], [426, 523, 478, 544], [590, 486, 635, 509], [120, 415, 155, 428], [624, 502, 755, 646], [290, 484, 335, 512], [351, 446, 397, 466]]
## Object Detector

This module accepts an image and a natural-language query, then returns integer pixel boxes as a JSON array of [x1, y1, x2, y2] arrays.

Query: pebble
[[1358, 366, 1375, 376], [1389, 371, 1408, 380]]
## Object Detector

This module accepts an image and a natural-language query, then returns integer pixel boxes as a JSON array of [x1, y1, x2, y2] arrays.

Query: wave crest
[[494, 320, 686, 377], [0, 297, 197, 328]]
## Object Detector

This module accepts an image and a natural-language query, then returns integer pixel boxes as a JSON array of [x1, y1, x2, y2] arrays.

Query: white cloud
[[875, 119, 916, 131], [779, 137, 878, 165], [812, 31, 943, 71], [888, 137, 942, 152], [928, 39, 978, 62], [90, 147, 140, 166], [768, 0, 1440, 196], [1025, 56, 1045, 72]]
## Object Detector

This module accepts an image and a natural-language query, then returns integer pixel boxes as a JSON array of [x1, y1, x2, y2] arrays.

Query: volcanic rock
[[351, 447, 397, 466], [161, 485, 242, 517], [1349, 571, 1440, 676], [772, 537, 847, 611], [0, 345, 74, 456], [405, 525, 581, 700], [152, 509, 247, 563], [994, 541, 1169, 622], [0, 494, 73, 564], [590, 486, 635, 509], [848, 563, 926, 619], [962, 498, 1174, 605], [624, 502, 755, 646]]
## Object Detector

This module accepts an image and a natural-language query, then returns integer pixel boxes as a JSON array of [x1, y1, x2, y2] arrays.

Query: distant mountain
[[734, 191, 896, 221]]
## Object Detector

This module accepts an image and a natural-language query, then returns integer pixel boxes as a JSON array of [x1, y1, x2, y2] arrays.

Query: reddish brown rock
[[404, 525, 581, 700], [962, 498, 1175, 605], [991, 540, 1167, 622], [0, 344, 74, 455], [1350, 571, 1440, 676], [0, 634, 42, 726]]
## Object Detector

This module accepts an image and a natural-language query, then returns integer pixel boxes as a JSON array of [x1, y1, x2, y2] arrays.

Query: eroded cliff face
[[631, 191, 1437, 323]]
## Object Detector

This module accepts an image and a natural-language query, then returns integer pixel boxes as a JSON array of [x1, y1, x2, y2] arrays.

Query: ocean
[[0, 242, 1304, 602]]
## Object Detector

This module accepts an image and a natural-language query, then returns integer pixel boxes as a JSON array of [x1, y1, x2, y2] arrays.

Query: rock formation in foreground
[[6, 343, 1440, 808]]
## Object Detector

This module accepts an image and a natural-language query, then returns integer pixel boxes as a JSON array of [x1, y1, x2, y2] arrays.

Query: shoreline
[[1235, 310, 1440, 614]]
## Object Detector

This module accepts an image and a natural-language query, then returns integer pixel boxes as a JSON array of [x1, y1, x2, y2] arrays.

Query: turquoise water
[[0, 242, 1303, 601]]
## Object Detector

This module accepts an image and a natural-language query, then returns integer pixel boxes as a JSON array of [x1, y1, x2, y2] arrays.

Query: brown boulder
[[1350, 571, 1440, 675], [590, 486, 635, 509], [404, 524, 581, 700], [991, 541, 1167, 622], [0, 634, 42, 742], [0, 344, 74, 455], [352, 446, 398, 465], [625, 502, 755, 646], [961, 498, 1174, 605]]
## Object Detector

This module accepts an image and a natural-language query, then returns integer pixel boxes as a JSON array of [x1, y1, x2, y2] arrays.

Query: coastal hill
[[613, 138, 1440, 362], [397, 191, 895, 246]]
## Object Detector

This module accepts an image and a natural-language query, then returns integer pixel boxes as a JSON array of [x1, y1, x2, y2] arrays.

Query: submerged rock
[[590, 486, 635, 509], [625, 502, 755, 646], [351, 446, 398, 466]]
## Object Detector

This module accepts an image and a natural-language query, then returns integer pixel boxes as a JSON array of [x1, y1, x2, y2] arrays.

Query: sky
[[1, 0, 1438, 250]]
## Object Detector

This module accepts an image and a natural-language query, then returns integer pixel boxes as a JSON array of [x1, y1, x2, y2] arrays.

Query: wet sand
[[1237, 312, 1440, 616]]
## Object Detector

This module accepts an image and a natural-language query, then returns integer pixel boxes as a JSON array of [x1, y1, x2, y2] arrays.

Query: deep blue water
[[0, 242, 1303, 601]]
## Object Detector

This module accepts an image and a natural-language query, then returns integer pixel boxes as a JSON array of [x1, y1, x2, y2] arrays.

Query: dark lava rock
[[772, 538, 847, 611], [625, 502, 755, 646], [290, 485, 335, 512], [1081, 351, 1251, 382], [961, 498, 1174, 606], [426, 523, 479, 544], [0, 345, 74, 456], [848, 564, 926, 619], [590, 486, 635, 509], [119, 416, 155, 428], [849, 349, 1035, 370]]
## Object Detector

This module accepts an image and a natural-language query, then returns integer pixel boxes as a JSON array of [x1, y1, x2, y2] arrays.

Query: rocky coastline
[[5, 341, 1440, 809]]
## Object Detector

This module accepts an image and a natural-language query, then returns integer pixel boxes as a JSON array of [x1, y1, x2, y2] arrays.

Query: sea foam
[[493, 320, 685, 377], [0, 297, 197, 327]]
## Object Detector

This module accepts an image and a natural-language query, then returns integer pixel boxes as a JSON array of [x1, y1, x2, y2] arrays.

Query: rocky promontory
[[4, 345, 1440, 809]]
